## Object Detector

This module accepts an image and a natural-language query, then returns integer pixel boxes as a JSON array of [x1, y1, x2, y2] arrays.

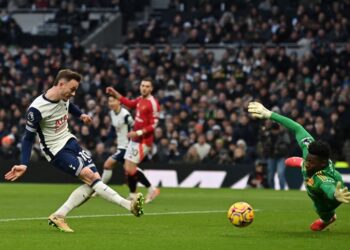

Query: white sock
[[128, 193, 137, 199], [92, 181, 131, 210], [54, 184, 93, 217], [101, 169, 113, 184]]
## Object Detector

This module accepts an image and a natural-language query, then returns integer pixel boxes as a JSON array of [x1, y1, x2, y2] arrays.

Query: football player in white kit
[[99, 95, 156, 200], [4, 69, 144, 233]]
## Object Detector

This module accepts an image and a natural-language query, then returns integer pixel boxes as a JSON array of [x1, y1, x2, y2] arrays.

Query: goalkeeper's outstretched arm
[[248, 102, 314, 151]]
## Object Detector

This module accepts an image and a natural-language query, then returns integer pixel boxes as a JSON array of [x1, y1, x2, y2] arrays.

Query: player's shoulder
[[26, 95, 46, 121], [146, 95, 160, 107], [147, 95, 159, 102], [314, 171, 336, 184], [28, 95, 48, 113], [121, 107, 131, 116], [30, 94, 44, 107], [30, 94, 60, 109]]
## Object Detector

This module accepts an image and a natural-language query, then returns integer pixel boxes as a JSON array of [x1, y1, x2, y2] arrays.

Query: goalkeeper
[[248, 102, 350, 231]]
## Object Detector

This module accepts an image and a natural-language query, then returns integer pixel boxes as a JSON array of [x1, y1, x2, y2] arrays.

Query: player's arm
[[106, 87, 139, 109], [321, 184, 337, 200], [248, 102, 314, 157], [68, 102, 92, 125], [269, 112, 314, 150], [319, 180, 350, 203], [5, 107, 41, 181], [125, 114, 134, 128], [119, 96, 139, 109]]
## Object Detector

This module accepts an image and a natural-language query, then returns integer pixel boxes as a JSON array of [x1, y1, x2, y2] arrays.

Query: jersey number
[[131, 148, 139, 157], [79, 150, 92, 163]]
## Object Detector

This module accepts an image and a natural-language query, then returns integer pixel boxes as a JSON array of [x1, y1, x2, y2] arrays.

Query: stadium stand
[[0, 0, 150, 47], [0, 0, 349, 166], [127, 0, 350, 44]]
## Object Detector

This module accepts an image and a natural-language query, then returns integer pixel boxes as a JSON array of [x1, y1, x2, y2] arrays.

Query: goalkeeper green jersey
[[270, 113, 343, 205]]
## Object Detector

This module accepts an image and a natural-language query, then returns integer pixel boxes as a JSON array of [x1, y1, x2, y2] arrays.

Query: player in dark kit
[[248, 102, 350, 231], [5, 69, 144, 233]]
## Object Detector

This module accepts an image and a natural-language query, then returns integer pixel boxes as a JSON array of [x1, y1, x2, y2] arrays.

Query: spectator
[[167, 139, 181, 163], [246, 160, 268, 189], [187, 134, 211, 162], [0, 19, 350, 167], [0, 134, 19, 159], [263, 123, 291, 190], [184, 145, 200, 163]]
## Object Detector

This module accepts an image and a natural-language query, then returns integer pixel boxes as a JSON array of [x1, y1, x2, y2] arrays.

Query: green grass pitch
[[0, 184, 349, 250]]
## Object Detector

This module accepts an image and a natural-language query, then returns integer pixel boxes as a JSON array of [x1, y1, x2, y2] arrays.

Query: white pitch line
[[0, 209, 261, 223], [0, 210, 226, 223]]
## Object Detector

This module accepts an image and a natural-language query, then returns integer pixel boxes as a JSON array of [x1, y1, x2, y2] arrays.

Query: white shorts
[[124, 141, 150, 164]]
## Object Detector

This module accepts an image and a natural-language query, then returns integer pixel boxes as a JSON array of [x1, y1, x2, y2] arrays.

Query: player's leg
[[124, 142, 160, 203], [310, 202, 340, 231], [276, 158, 286, 190], [78, 167, 142, 216], [101, 156, 116, 183], [49, 140, 143, 232], [49, 141, 98, 232], [136, 167, 160, 203], [92, 150, 122, 197], [285, 157, 303, 168], [49, 184, 93, 232], [310, 211, 337, 231], [124, 159, 139, 198], [124, 162, 160, 201], [124, 141, 144, 197], [104, 149, 138, 200], [126, 167, 138, 199]]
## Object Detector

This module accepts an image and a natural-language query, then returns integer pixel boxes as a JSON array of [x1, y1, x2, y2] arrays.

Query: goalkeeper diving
[[248, 102, 350, 231]]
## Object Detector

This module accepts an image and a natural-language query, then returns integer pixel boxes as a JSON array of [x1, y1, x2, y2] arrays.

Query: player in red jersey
[[106, 78, 160, 203]]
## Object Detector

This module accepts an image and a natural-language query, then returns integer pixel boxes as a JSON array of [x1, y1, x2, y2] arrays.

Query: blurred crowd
[[1, 0, 121, 9], [0, 0, 149, 46], [0, 41, 349, 166], [127, 0, 350, 45]]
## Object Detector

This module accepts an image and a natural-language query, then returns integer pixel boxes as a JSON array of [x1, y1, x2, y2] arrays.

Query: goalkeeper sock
[[54, 184, 93, 217], [101, 169, 113, 184], [91, 180, 131, 210]]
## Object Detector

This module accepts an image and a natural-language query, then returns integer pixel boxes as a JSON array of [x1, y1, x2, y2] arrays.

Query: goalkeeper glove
[[334, 181, 350, 203], [248, 102, 272, 119]]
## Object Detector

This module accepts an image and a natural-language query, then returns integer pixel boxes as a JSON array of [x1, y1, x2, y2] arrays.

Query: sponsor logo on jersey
[[55, 114, 68, 133], [306, 178, 314, 186], [301, 137, 313, 147], [27, 111, 35, 122]]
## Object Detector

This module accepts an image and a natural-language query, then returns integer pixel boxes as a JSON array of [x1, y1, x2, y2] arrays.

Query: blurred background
[[0, 0, 349, 189]]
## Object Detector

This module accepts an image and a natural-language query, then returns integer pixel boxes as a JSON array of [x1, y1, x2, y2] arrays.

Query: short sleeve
[[25, 107, 42, 133]]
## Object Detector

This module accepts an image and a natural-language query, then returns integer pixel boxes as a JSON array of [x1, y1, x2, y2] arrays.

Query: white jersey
[[110, 107, 134, 149], [25, 94, 75, 161]]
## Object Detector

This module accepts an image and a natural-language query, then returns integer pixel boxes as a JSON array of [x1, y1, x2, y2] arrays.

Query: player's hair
[[53, 69, 82, 86], [141, 77, 154, 87], [308, 140, 330, 160], [107, 94, 117, 100]]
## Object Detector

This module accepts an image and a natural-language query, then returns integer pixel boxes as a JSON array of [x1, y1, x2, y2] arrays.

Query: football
[[227, 202, 254, 227]]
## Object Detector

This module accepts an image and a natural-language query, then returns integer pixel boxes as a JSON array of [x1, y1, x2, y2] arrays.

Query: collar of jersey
[[43, 93, 60, 103], [113, 107, 122, 115]]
